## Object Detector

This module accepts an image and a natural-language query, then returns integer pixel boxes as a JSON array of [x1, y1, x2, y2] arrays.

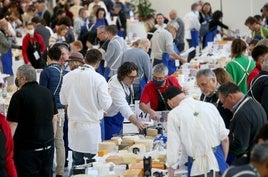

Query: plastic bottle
[[129, 10, 134, 22]]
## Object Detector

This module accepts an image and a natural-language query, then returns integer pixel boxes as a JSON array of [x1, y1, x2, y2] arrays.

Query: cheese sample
[[152, 162, 166, 169], [129, 162, 143, 170], [134, 139, 153, 152], [122, 135, 140, 142], [119, 144, 129, 150], [124, 169, 143, 177], [146, 128, 158, 137], [118, 150, 129, 154], [98, 149, 109, 157], [122, 153, 138, 164], [121, 139, 135, 147], [158, 154, 166, 163], [111, 137, 122, 145], [105, 155, 124, 165], [98, 141, 117, 152]]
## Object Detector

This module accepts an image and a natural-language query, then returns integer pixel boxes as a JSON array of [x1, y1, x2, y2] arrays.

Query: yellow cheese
[[129, 162, 143, 170], [124, 169, 143, 177], [152, 162, 166, 169], [105, 155, 124, 165], [118, 150, 129, 154], [98, 141, 117, 152], [122, 153, 138, 164], [122, 135, 140, 142], [121, 139, 135, 147], [134, 139, 153, 152], [111, 137, 122, 145], [158, 154, 166, 163], [119, 144, 131, 150], [145, 136, 155, 140], [146, 128, 158, 137], [98, 149, 109, 157], [107, 139, 120, 146]]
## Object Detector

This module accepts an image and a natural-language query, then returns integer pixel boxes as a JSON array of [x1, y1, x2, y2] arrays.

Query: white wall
[[149, 0, 267, 36]]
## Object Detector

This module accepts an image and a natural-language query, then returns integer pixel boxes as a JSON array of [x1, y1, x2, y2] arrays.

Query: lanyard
[[119, 81, 133, 104], [157, 89, 168, 110], [249, 164, 260, 177], [80, 64, 91, 70], [231, 97, 251, 121], [100, 39, 109, 49], [202, 95, 220, 107]]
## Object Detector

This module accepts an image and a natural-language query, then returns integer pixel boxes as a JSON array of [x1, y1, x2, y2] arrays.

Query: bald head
[[138, 38, 151, 52], [169, 9, 178, 20]]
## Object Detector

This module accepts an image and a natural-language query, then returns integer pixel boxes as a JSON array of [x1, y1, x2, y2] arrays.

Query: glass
[[2, 81, 7, 98], [127, 75, 137, 80], [97, 31, 104, 36], [219, 94, 229, 105]]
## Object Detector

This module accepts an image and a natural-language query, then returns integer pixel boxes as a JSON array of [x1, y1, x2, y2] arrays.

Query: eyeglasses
[[97, 31, 104, 35], [196, 78, 213, 88], [219, 94, 229, 105], [127, 74, 137, 80]]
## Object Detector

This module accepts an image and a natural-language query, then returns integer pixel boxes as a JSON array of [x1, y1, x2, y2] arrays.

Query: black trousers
[[177, 42, 185, 53], [14, 144, 54, 177]]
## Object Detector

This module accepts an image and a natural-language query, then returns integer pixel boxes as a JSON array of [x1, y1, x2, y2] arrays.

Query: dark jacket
[[35, 24, 51, 48], [39, 63, 67, 109], [200, 92, 233, 129], [250, 70, 268, 118]]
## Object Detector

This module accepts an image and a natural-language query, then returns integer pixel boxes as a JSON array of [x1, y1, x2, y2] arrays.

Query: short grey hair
[[138, 38, 150, 49], [97, 25, 106, 32], [262, 55, 268, 71], [153, 63, 168, 76], [256, 38, 268, 47], [191, 3, 199, 11], [88, 15, 96, 23], [196, 69, 216, 79], [251, 141, 268, 163], [167, 21, 179, 31], [17, 65, 36, 82]]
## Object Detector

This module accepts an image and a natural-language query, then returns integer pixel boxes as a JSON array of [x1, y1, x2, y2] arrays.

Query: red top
[[0, 113, 17, 177], [22, 33, 46, 64], [247, 63, 262, 88], [140, 76, 182, 111]]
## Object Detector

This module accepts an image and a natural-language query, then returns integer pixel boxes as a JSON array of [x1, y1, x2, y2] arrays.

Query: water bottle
[[2, 81, 7, 98], [129, 10, 134, 22]]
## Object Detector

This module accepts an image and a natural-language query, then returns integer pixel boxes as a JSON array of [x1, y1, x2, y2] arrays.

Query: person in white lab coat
[[60, 49, 112, 175], [183, 2, 201, 62], [165, 86, 229, 177], [104, 62, 146, 140]]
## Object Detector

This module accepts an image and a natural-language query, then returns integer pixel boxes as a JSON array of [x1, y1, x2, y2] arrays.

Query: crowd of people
[[1, 0, 268, 177]]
